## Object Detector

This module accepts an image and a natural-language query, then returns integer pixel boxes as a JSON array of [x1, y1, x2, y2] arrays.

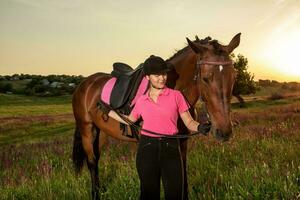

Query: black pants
[[136, 135, 184, 200]]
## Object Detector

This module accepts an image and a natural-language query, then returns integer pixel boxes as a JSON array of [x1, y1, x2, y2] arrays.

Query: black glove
[[197, 121, 211, 136], [97, 101, 112, 115]]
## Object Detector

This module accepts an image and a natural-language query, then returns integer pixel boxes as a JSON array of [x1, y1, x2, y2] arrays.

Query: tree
[[231, 54, 257, 106]]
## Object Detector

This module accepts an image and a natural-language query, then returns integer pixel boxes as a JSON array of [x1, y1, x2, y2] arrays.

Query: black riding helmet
[[143, 55, 172, 75]]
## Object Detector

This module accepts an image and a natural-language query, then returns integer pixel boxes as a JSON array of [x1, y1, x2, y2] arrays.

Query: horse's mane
[[166, 36, 224, 62]]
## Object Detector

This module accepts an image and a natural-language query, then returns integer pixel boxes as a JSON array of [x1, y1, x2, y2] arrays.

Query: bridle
[[193, 56, 233, 81], [193, 56, 234, 125]]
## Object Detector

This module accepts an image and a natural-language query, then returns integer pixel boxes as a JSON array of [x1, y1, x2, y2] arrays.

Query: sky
[[0, 0, 299, 82]]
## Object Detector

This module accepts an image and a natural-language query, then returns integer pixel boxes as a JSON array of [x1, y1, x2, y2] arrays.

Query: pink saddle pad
[[101, 76, 149, 107]]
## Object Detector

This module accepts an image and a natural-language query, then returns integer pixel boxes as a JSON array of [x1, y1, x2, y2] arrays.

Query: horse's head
[[186, 33, 241, 142]]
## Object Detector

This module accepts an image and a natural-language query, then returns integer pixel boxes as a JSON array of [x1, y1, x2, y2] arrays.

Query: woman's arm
[[108, 110, 137, 125], [179, 111, 199, 132], [97, 100, 138, 125], [180, 111, 211, 134]]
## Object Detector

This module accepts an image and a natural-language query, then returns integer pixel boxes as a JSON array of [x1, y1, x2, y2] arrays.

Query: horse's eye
[[203, 77, 209, 84], [202, 72, 213, 84]]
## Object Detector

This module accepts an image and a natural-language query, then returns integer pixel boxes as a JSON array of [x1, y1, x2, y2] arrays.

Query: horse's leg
[[180, 139, 189, 200], [92, 124, 102, 199], [72, 125, 85, 174], [80, 123, 100, 200], [178, 118, 189, 200]]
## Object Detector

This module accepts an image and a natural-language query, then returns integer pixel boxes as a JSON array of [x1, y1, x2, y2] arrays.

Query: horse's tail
[[72, 125, 85, 175]]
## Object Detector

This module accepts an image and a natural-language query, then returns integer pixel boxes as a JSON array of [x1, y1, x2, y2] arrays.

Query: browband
[[197, 60, 233, 66]]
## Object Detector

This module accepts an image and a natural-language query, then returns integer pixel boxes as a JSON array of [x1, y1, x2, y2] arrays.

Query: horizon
[[1, 0, 299, 82], [1, 73, 300, 84]]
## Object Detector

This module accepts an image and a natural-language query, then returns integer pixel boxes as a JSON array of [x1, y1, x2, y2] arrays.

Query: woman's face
[[146, 73, 167, 89]]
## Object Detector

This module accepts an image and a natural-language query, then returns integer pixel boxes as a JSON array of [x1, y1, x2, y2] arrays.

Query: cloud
[[273, 12, 300, 33], [275, 0, 286, 6], [256, 0, 289, 26], [256, 0, 300, 34], [11, 0, 85, 9]]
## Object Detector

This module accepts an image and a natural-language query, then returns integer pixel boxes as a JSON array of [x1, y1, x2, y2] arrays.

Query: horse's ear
[[226, 33, 241, 53], [195, 35, 200, 42], [186, 37, 208, 54], [186, 37, 198, 53]]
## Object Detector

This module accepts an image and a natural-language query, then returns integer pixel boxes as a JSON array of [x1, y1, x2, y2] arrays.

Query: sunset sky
[[0, 0, 299, 82]]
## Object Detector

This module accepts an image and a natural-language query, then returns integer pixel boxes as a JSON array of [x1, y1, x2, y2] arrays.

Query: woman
[[107, 55, 211, 200]]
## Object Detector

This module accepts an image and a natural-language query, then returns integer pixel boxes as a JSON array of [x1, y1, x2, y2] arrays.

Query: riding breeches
[[136, 135, 184, 200]]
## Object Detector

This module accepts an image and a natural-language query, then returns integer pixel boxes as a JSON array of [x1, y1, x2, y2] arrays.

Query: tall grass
[[0, 95, 299, 199]]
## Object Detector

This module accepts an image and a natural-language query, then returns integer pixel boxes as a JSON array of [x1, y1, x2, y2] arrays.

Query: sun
[[262, 29, 300, 79]]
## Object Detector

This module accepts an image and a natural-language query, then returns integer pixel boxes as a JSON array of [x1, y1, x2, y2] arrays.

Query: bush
[[1, 74, 84, 96], [268, 92, 284, 100], [0, 82, 13, 93], [34, 84, 49, 93], [24, 88, 34, 95]]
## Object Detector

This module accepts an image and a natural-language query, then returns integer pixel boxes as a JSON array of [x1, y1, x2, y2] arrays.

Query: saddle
[[112, 62, 135, 77], [110, 62, 145, 111]]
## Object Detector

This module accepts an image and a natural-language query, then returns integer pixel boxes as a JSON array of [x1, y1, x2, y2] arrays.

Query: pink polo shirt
[[130, 87, 190, 137]]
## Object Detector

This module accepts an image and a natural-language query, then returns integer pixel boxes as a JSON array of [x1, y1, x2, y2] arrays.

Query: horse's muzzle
[[214, 129, 232, 142]]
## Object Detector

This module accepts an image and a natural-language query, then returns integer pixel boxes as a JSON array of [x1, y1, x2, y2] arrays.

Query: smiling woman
[[263, 29, 300, 79]]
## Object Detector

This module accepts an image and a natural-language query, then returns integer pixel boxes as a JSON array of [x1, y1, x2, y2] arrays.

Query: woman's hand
[[97, 100, 112, 114], [197, 121, 211, 135]]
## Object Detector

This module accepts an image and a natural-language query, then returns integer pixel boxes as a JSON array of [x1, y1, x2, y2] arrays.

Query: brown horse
[[72, 33, 241, 199]]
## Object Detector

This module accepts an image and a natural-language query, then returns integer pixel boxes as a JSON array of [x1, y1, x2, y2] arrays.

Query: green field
[[0, 93, 299, 200]]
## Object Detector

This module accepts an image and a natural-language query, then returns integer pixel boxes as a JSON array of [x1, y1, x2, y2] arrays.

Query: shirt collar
[[160, 87, 170, 96], [142, 87, 170, 101]]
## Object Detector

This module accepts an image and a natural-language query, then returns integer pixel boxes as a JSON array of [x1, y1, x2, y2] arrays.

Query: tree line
[[0, 55, 261, 99], [0, 74, 84, 96], [1, 54, 298, 99]]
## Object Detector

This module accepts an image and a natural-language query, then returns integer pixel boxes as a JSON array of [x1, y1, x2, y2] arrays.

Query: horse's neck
[[169, 49, 196, 84], [168, 50, 199, 106]]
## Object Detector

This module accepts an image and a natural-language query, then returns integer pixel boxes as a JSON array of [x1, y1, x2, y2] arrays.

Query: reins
[[109, 107, 208, 139]]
